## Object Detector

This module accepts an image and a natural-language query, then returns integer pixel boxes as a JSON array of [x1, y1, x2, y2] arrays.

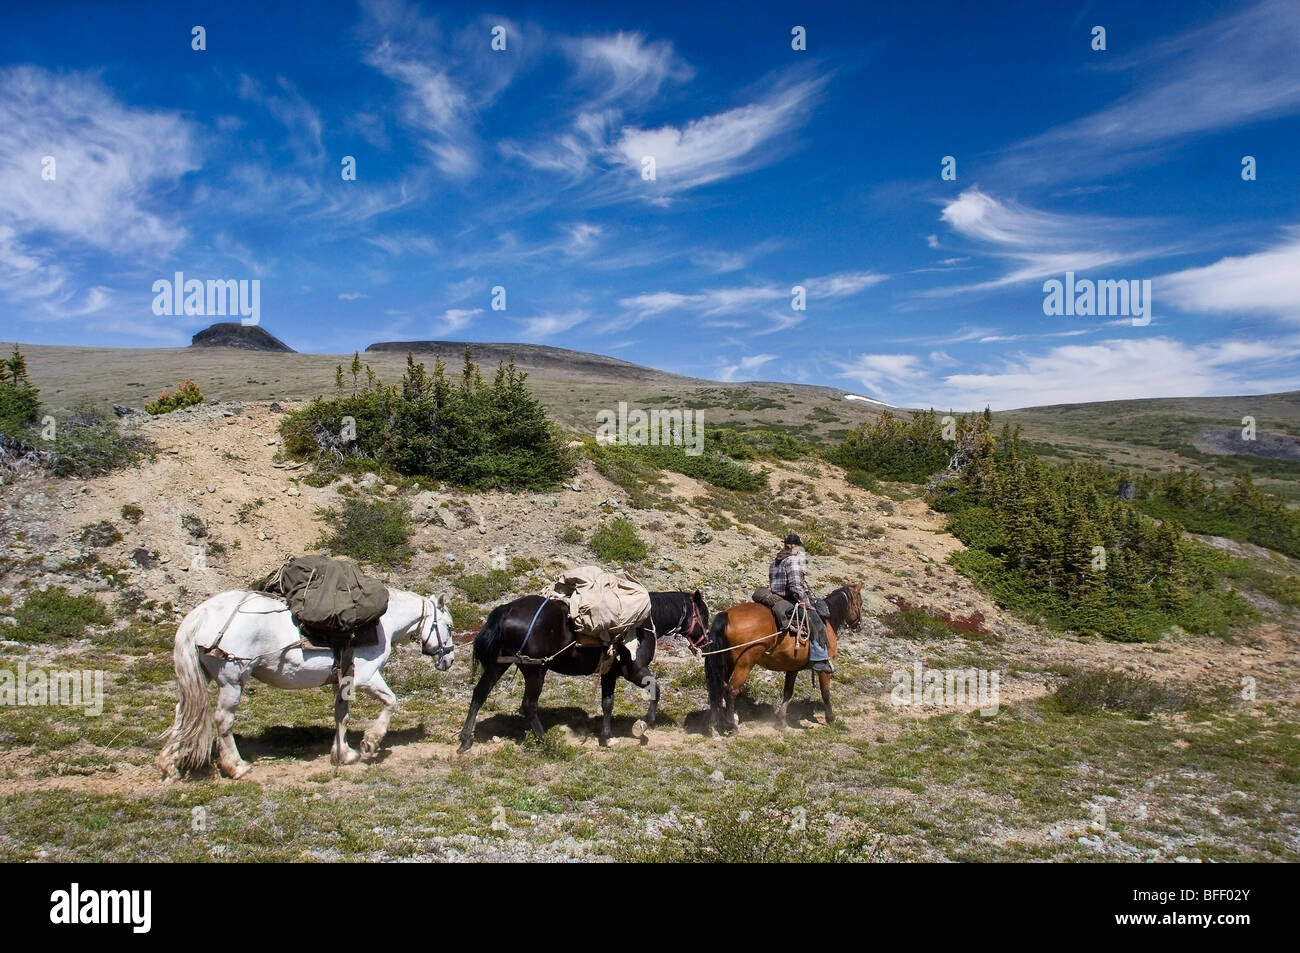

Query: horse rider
[[768, 533, 833, 673]]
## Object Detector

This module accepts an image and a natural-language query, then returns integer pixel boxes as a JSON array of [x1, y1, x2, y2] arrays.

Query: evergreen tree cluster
[[928, 424, 1255, 642], [1136, 468, 1300, 560], [281, 348, 574, 491], [831, 409, 958, 482]]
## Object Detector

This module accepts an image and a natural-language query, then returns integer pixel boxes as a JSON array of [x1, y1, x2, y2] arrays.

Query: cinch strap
[[517, 597, 550, 657]]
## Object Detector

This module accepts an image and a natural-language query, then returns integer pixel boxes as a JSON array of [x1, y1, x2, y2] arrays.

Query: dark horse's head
[[650, 589, 711, 648], [825, 582, 864, 632]]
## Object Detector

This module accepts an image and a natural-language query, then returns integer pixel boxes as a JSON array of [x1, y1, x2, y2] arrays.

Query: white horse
[[158, 587, 454, 780]]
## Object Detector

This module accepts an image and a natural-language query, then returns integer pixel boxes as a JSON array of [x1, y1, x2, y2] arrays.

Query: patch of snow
[[843, 393, 892, 407]]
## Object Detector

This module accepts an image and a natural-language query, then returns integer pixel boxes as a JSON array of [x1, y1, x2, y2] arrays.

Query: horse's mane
[[823, 584, 857, 631]]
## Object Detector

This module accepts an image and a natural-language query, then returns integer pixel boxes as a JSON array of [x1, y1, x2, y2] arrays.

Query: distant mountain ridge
[[191, 323, 295, 353], [364, 339, 692, 384]]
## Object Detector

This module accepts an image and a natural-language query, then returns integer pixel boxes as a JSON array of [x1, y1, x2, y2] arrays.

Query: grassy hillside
[[13, 341, 1300, 499], [1002, 393, 1300, 502]]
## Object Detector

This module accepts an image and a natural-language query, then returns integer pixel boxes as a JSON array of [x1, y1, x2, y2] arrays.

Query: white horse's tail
[[158, 609, 214, 779]]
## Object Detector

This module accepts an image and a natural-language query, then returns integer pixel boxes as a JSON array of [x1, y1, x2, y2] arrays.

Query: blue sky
[[1, 0, 1297, 409]]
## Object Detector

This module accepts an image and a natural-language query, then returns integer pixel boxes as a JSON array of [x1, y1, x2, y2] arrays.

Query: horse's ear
[[853, 582, 863, 593], [693, 589, 702, 602], [437, 594, 447, 609]]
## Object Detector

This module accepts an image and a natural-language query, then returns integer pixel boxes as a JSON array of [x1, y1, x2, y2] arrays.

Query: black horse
[[457, 589, 709, 753]]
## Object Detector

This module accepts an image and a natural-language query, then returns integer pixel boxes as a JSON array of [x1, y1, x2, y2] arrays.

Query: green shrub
[[48, 402, 152, 477], [281, 350, 574, 492], [558, 525, 583, 545], [883, 607, 960, 640], [1, 351, 149, 476], [946, 505, 1005, 554], [593, 444, 766, 492], [618, 776, 876, 862], [1052, 670, 1188, 719], [78, 521, 123, 547], [831, 409, 956, 483], [844, 469, 877, 491], [452, 570, 515, 604], [317, 498, 414, 568], [589, 518, 649, 563], [13, 587, 111, 643], [145, 380, 203, 415], [120, 504, 144, 524], [444, 598, 483, 630], [180, 513, 207, 539]]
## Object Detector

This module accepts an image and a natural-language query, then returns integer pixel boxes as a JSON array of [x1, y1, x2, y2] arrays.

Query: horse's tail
[[703, 610, 731, 712], [158, 607, 214, 779], [473, 602, 512, 668]]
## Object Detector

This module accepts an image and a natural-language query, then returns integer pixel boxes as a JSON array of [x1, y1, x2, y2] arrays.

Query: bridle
[[825, 585, 861, 632], [415, 597, 454, 661], [664, 596, 708, 649]]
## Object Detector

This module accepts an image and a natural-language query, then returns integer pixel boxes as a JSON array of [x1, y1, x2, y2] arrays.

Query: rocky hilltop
[[191, 322, 295, 353]]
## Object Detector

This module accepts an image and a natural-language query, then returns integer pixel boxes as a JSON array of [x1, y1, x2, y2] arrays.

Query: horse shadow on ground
[[468, 692, 828, 746], [469, 705, 677, 746], [236, 724, 429, 765]]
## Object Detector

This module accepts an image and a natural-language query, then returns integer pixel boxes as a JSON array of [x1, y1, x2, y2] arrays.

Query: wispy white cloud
[[563, 32, 692, 107], [842, 335, 1300, 410], [237, 74, 324, 162], [716, 353, 777, 382], [935, 188, 1165, 291], [833, 353, 926, 400], [611, 74, 826, 195], [613, 268, 882, 332], [434, 307, 482, 335], [359, 0, 527, 177], [0, 66, 199, 258], [997, 0, 1300, 183], [515, 310, 589, 341], [1158, 228, 1300, 322]]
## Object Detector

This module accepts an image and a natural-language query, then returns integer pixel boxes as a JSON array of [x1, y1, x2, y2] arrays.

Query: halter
[[416, 597, 453, 661], [664, 596, 708, 648]]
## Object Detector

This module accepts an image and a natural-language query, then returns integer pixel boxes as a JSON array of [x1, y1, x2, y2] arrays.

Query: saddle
[[752, 588, 809, 643]]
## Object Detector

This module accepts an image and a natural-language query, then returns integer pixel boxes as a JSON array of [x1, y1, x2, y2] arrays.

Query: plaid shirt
[[769, 548, 814, 605]]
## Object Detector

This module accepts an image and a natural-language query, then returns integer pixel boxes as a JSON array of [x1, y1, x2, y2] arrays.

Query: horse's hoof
[[361, 736, 380, 757], [632, 719, 647, 739], [456, 742, 473, 756], [332, 747, 361, 766], [599, 736, 610, 747], [230, 761, 252, 780]]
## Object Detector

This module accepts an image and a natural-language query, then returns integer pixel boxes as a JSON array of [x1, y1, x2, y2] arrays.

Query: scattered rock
[[131, 548, 158, 569]]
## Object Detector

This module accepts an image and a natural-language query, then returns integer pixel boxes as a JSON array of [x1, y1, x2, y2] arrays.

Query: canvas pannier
[[262, 555, 389, 634], [543, 565, 651, 643]]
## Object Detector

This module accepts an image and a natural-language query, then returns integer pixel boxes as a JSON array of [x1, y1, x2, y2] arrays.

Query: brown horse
[[703, 583, 862, 733]]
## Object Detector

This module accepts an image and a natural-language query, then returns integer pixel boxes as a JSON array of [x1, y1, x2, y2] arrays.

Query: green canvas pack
[[263, 555, 388, 633]]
